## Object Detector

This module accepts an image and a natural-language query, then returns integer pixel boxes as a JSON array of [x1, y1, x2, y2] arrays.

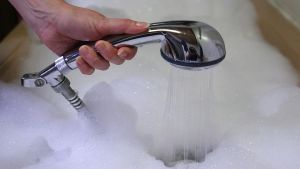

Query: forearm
[[8, 0, 67, 34]]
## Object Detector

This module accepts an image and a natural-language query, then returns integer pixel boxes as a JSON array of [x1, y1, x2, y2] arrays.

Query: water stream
[[149, 67, 217, 166]]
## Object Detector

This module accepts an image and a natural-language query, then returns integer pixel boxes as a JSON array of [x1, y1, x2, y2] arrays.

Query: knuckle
[[94, 60, 110, 70], [92, 59, 102, 67], [105, 52, 117, 61], [103, 53, 113, 61], [123, 18, 132, 24]]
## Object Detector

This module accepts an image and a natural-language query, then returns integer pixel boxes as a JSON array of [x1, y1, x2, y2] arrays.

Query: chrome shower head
[[63, 20, 226, 71]]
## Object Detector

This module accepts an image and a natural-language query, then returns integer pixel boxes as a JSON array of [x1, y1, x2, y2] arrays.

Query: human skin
[[8, 0, 148, 74]]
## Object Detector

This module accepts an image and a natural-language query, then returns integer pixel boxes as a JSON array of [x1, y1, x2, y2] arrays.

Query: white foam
[[1, 0, 300, 168]]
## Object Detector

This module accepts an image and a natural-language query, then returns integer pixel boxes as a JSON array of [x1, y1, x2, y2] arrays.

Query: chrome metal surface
[[21, 73, 46, 88], [152, 21, 226, 69], [62, 20, 225, 70], [52, 76, 85, 110]]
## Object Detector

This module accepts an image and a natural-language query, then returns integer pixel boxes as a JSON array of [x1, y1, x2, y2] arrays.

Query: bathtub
[[1, 0, 300, 169]]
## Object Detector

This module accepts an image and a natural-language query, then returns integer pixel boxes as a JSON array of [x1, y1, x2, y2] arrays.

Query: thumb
[[97, 18, 149, 36]]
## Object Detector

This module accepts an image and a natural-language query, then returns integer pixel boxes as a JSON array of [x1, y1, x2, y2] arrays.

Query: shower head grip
[[62, 20, 226, 70]]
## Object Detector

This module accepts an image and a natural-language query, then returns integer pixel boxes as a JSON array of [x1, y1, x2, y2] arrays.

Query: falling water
[[150, 66, 216, 167]]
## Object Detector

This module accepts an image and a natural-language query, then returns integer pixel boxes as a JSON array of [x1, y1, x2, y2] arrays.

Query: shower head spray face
[[151, 21, 226, 70]]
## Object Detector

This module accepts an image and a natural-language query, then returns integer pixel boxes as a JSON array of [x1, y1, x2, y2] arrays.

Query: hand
[[9, 0, 148, 74]]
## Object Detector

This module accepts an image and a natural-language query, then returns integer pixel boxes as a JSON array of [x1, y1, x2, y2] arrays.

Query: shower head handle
[[62, 20, 226, 71]]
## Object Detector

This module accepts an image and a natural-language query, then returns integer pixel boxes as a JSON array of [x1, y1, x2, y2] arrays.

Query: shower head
[[63, 20, 226, 71], [153, 21, 226, 70], [21, 20, 225, 111]]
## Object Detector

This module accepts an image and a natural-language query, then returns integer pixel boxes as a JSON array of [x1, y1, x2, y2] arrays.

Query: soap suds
[[1, 0, 300, 169]]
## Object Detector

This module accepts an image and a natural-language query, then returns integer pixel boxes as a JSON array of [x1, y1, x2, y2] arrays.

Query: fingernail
[[80, 45, 89, 55], [118, 50, 127, 59], [136, 21, 149, 28]]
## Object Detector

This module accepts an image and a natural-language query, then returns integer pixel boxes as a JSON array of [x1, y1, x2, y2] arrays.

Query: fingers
[[76, 57, 94, 75], [77, 42, 138, 75], [94, 41, 137, 64], [95, 41, 125, 65], [58, 7, 148, 41], [78, 45, 110, 74], [117, 46, 137, 60]]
